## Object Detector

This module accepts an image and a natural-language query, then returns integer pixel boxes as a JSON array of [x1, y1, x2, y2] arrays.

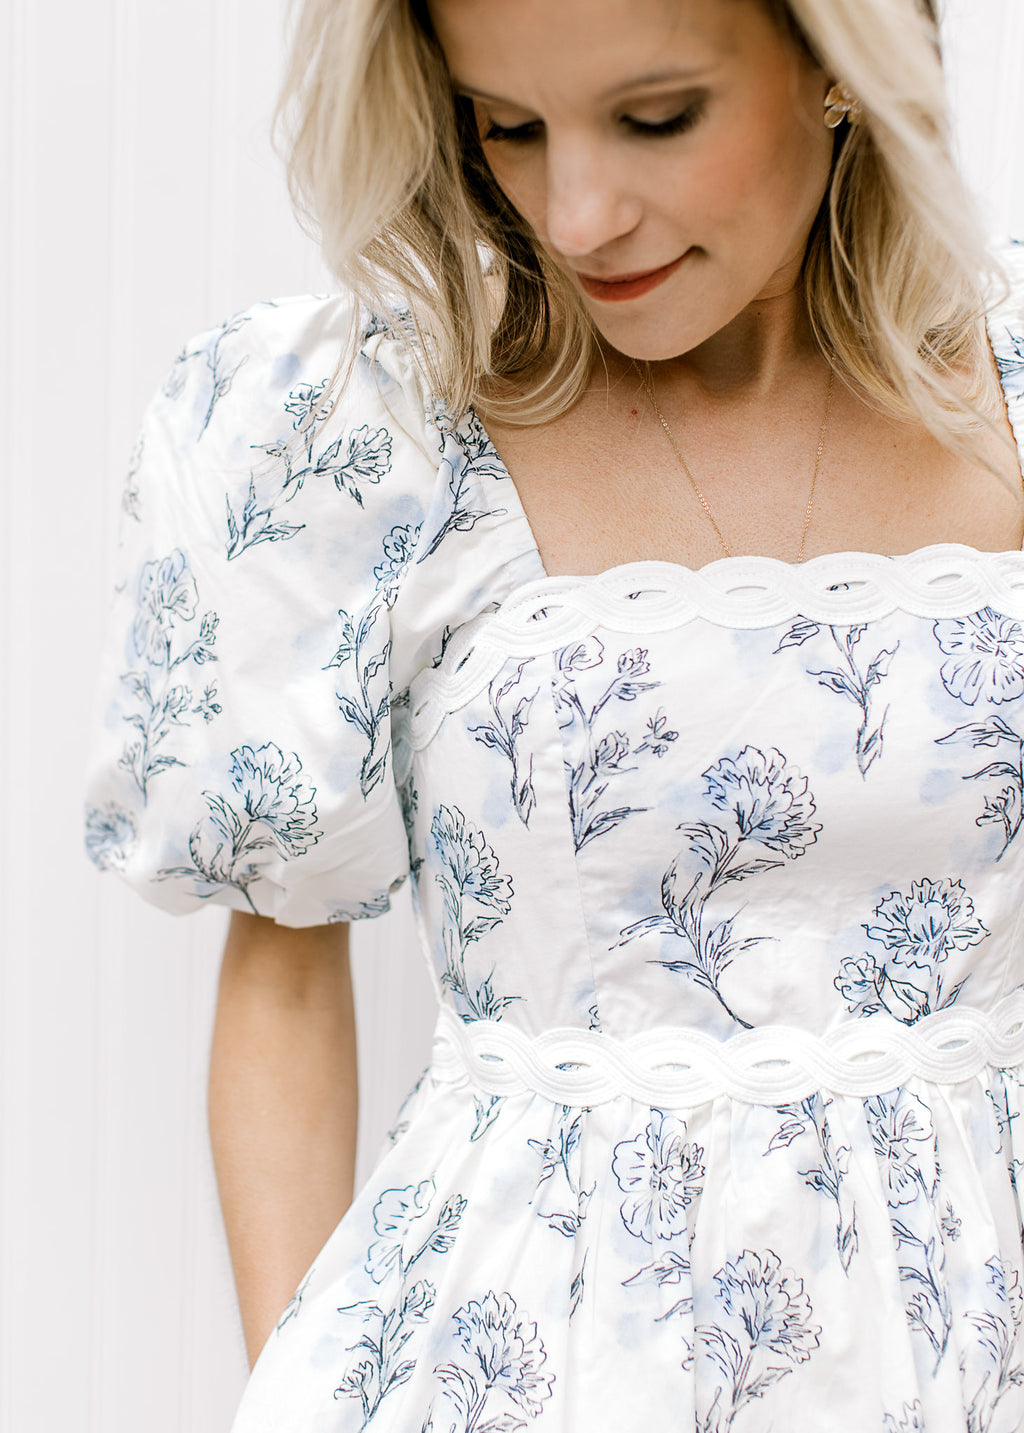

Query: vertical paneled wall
[[1, 2, 1021, 1430]]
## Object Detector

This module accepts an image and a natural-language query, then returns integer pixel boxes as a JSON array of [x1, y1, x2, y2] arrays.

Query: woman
[[85, 0, 1024, 1427]]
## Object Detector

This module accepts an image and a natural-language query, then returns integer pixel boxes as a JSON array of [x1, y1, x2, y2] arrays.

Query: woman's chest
[[409, 578, 1024, 854], [484, 384, 1023, 577], [402, 576, 1024, 1033]]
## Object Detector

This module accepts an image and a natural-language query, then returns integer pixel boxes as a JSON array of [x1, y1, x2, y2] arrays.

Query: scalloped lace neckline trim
[[406, 544, 1024, 748], [486, 539, 1024, 595]]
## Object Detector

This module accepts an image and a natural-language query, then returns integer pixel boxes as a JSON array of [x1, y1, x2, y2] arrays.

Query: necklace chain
[[637, 363, 836, 565]]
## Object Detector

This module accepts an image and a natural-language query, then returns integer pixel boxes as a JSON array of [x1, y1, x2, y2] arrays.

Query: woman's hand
[[209, 911, 358, 1368]]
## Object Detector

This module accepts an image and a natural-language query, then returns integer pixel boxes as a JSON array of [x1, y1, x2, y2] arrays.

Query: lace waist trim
[[429, 991, 1024, 1107]]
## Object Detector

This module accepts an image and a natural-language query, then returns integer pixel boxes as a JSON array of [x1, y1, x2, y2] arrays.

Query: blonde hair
[[276, 0, 1011, 465]]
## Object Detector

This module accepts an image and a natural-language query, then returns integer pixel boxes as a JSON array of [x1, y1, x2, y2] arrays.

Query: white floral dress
[[87, 241, 1024, 1433]]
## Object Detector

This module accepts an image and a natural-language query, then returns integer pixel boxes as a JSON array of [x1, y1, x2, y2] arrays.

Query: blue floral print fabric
[[86, 240, 1024, 1431]]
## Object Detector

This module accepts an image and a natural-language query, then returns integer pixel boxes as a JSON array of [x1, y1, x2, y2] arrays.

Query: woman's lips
[[576, 250, 692, 303]]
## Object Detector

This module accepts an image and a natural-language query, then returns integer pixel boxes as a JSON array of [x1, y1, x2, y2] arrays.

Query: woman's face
[[429, 0, 836, 361]]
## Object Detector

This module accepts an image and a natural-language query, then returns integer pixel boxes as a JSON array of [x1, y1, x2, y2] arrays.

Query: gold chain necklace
[[637, 363, 836, 564]]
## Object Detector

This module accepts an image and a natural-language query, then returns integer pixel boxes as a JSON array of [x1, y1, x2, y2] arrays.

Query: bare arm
[[209, 910, 358, 1368]]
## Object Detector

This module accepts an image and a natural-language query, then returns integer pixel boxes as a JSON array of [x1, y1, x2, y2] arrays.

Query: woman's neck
[[597, 279, 822, 405]]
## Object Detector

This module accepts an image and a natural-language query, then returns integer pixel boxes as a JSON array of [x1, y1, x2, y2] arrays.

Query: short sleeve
[[84, 295, 438, 926]]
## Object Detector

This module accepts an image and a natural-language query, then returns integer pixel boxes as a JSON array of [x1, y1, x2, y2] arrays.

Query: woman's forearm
[[209, 911, 359, 1368]]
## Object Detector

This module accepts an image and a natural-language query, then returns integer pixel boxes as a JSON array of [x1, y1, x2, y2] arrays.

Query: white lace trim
[[408, 545, 1024, 747], [429, 990, 1024, 1107]]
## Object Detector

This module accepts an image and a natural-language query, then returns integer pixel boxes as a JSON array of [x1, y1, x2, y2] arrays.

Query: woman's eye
[[481, 119, 543, 144], [481, 100, 706, 146], [625, 100, 706, 138], [478, 98, 704, 145]]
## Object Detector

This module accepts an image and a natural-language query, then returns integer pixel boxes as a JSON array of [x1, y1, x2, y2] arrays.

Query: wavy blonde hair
[[275, 0, 1011, 465]]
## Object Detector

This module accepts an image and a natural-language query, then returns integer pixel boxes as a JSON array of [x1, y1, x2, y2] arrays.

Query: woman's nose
[[542, 140, 643, 260]]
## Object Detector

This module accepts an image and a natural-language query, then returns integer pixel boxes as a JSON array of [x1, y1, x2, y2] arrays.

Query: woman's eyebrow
[[453, 66, 714, 107]]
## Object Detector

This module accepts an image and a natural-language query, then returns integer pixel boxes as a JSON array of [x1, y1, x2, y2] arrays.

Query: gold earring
[[824, 83, 863, 129]]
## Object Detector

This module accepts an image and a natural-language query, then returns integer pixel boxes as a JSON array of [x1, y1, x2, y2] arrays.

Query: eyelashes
[[481, 119, 538, 144], [629, 100, 707, 138], [481, 99, 707, 146], [481, 119, 543, 144]]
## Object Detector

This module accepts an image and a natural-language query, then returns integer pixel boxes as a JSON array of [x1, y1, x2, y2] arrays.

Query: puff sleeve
[[84, 296, 437, 926]]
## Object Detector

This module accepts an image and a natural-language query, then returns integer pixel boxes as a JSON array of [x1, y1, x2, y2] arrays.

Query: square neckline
[[468, 303, 1024, 587]]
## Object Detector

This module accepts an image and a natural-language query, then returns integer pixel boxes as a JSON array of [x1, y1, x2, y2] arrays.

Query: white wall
[[1, 2, 1022, 1430]]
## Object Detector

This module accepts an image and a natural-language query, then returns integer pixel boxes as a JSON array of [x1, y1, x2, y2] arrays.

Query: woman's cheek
[[497, 166, 549, 239], [481, 150, 532, 219]]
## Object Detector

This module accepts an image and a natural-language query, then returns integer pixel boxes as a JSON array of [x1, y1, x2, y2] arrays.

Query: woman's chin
[[590, 320, 710, 365]]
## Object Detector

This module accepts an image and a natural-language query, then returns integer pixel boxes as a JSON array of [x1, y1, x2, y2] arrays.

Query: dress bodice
[[404, 550, 1024, 1051]]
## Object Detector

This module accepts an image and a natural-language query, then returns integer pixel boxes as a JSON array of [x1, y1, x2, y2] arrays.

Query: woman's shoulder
[[122, 290, 447, 578], [986, 239, 1024, 409], [988, 236, 1024, 317], [150, 291, 433, 474]]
